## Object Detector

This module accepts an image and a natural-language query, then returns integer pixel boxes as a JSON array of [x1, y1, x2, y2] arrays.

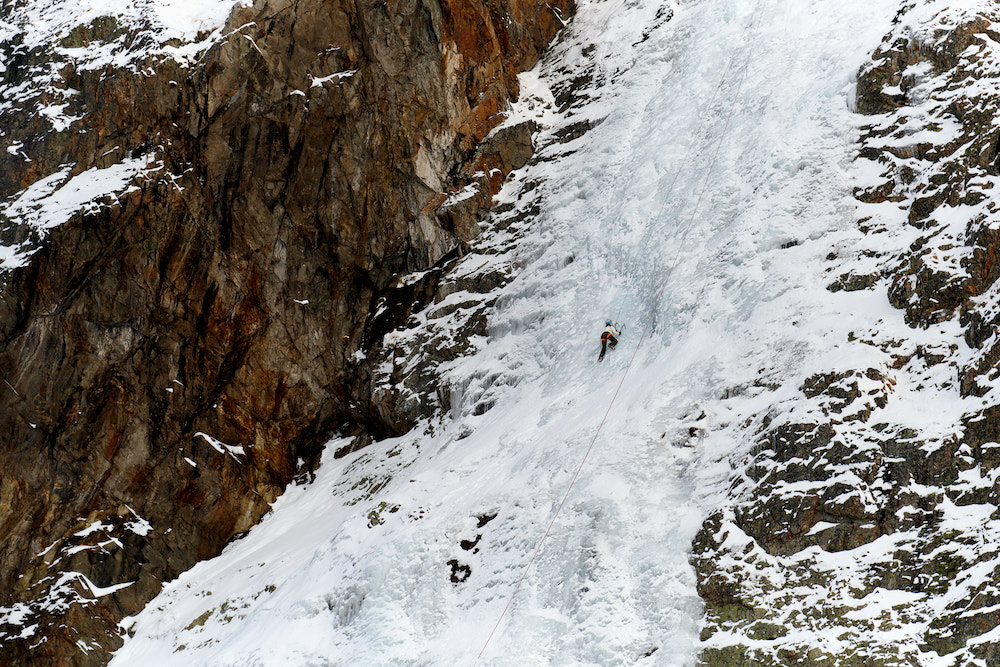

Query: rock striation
[[0, 0, 572, 662]]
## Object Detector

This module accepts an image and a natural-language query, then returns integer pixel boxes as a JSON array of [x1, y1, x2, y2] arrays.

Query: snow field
[[112, 0, 917, 664]]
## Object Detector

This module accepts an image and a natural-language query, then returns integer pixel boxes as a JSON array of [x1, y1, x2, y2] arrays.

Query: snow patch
[[0, 154, 154, 268], [195, 431, 246, 461]]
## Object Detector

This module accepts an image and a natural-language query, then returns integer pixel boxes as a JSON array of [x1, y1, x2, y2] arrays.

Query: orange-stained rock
[[0, 0, 574, 662]]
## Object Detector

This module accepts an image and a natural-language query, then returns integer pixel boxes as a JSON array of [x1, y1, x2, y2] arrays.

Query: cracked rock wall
[[0, 0, 572, 662]]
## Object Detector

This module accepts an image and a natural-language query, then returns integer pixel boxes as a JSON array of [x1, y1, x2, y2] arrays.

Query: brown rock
[[0, 0, 574, 662]]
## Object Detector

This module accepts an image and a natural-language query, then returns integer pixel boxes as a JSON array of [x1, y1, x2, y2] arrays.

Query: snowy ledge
[[0, 153, 158, 270]]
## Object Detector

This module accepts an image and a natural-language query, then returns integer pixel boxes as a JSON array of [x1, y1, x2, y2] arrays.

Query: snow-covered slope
[[692, 0, 1000, 663], [0, 0, 247, 268], [104, 0, 964, 663]]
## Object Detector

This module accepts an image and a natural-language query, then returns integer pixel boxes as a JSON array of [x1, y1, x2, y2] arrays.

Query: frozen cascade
[[113, 0, 903, 664]]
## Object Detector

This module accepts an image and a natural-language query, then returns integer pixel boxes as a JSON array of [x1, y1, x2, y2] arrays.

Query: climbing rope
[[612, 3, 763, 325], [474, 0, 769, 662]]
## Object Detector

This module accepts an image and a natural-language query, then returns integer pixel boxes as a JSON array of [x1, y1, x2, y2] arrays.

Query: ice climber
[[598, 320, 620, 362]]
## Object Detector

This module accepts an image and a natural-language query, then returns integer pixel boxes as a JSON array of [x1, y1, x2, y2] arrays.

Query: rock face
[[0, 0, 572, 662], [694, 2, 1000, 664]]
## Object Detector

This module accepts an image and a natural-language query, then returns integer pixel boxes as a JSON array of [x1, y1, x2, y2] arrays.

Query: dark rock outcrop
[[694, 3, 1000, 664], [0, 0, 573, 662]]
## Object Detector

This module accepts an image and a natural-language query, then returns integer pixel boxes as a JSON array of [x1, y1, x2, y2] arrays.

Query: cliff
[[0, 0, 572, 662], [694, 1, 1000, 663]]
